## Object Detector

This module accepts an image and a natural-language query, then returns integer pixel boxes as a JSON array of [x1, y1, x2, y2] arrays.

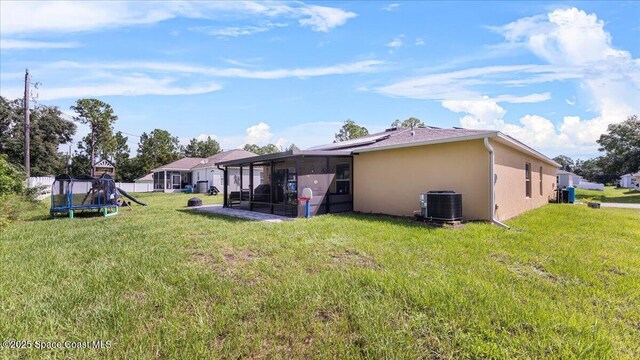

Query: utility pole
[[67, 145, 72, 174], [23, 69, 30, 177], [91, 129, 95, 177]]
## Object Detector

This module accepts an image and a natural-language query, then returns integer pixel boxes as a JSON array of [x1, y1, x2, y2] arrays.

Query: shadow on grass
[[176, 208, 252, 223]]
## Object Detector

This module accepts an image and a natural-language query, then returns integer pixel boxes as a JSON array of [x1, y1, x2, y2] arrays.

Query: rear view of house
[[216, 126, 559, 222]]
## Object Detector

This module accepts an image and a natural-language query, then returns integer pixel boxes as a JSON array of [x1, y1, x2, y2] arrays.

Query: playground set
[[50, 174, 147, 218]]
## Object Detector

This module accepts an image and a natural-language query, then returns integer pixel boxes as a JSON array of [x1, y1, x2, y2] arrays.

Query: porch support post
[[223, 166, 228, 207], [239, 165, 243, 205], [270, 160, 274, 214], [326, 156, 330, 214], [295, 157, 301, 218], [164, 170, 167, 193], [249, 163, 254, 211]]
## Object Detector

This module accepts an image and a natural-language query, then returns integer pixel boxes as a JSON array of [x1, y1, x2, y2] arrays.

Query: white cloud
[[244, 122, 273, 145], [0, 74, 222, 100], [386, 35, 404, 48], [492, 7, 640, 152], [0, 1, 355, 35], [493, 8, 629, 66], [492, 93, 551, 103], [190, 22, 287, 38], [0, 39, 80, 50], [415, 37, 425, 46], [382, 3, 400, 11], [0, 59, 383, 101], [441, 97, 617, 156], [377, 64, 560, 102], [298, 4, 357, 32], [379, 7, 639, 157], [39, 59, 385, 80]]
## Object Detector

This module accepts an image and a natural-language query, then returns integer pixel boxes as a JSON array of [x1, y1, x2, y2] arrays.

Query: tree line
[[553, 115, 640, 184], [2, 95, 636, 184]]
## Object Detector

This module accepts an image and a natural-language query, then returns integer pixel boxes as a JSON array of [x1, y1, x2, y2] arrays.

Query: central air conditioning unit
[[419, 191, 463, 221]]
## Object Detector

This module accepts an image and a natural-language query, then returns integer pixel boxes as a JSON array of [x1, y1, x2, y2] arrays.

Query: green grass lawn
[[576, 186, 640, 204], [1, 193, 639, 358]]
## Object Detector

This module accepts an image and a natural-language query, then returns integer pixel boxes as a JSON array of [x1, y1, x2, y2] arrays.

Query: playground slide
[[117, 187, 148, 206]]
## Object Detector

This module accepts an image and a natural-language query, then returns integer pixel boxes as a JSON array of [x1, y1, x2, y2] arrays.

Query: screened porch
[[218, 151, 353, 218]]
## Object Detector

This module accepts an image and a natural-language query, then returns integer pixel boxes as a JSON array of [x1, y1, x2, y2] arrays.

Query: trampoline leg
[[68, 210, 74, 219], [104, 207, 119, 217], [103, 208, 108, 217]]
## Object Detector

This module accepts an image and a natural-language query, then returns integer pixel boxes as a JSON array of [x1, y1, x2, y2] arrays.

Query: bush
[[0, 154, 25, 197]]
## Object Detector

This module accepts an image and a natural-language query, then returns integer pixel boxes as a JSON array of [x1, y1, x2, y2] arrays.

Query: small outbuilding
[[93, 158, 116, 178], [557, 170, 582, 188], [619, 173, 639, 188]]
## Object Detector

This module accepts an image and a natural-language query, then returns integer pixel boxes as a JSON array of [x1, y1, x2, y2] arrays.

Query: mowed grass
[[576, 186, 640, 204], [1, 193, 639, 359]]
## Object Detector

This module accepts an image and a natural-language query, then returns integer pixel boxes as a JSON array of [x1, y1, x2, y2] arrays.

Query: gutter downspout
[[483, 137, 510, 229]]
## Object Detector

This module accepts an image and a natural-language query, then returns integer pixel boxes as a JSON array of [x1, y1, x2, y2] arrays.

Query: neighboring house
[[134, 173, 153, 184], [151, 149, 260, 193], [216, 127, 560, 221], [619, 173, 639, 188], [557, 170, 582, 188]]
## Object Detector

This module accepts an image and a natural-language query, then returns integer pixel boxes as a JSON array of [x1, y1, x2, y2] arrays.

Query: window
[[525, 163, 532, 198], [335, 163, 351, 194], [539, 166, 543, 196]]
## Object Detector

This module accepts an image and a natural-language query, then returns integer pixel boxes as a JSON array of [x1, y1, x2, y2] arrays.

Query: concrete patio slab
[[600, 203, 640, 209], [190, 205, 294, 222]]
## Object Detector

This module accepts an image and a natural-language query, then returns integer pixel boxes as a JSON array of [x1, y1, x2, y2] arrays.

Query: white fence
[[27, 176, 154, 200], [27, 176, 56, 200], [577, 181, 605, 191], [115, 182, 153, 193]]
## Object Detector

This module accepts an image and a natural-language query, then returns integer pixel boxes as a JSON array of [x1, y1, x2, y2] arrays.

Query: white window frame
[[525, 163, 532, 198]]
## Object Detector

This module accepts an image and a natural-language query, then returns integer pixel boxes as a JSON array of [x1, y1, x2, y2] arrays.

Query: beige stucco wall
[[492, 140, 557, 221], [353, 140, 491, 220]]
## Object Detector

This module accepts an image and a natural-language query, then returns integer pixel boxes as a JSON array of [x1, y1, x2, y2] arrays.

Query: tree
[[286, 143, 300, 152], [242, 143, 280, 155], [118, 157, 145, 182], [0, 96, 76, 176], [137, 129, 182, 174], [69, 152, 91, 177], [0, 154, 25, 197], [334, 119, 369, 143], [573, 157, 619, 185], [70, 99, 118, 171], [183, 136, 221, 158], [391, 117, 424, 128], [113, 131, 130, 167], [552, 155, 574, 172], [596, 115, 640, 175]]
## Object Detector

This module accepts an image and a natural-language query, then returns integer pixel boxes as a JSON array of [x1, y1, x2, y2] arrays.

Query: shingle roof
[[310, 127, 494, 152], [216, 126, 559, 168], [557, 170, 580, 176], [152, 157, 205, 171], [135, 173, 153, 181], [152, 149, 258, 172], [191, 149, 257, 169]]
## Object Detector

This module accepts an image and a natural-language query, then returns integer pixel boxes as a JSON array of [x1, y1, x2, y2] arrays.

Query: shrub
[[0, 154, 25, 197]]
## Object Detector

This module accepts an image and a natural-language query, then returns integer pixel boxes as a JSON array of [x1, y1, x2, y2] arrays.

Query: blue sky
[[1, 1, 639, 159]]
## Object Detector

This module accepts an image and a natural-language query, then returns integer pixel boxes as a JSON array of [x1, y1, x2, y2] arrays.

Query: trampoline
[[50, 174, 119, 218]]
